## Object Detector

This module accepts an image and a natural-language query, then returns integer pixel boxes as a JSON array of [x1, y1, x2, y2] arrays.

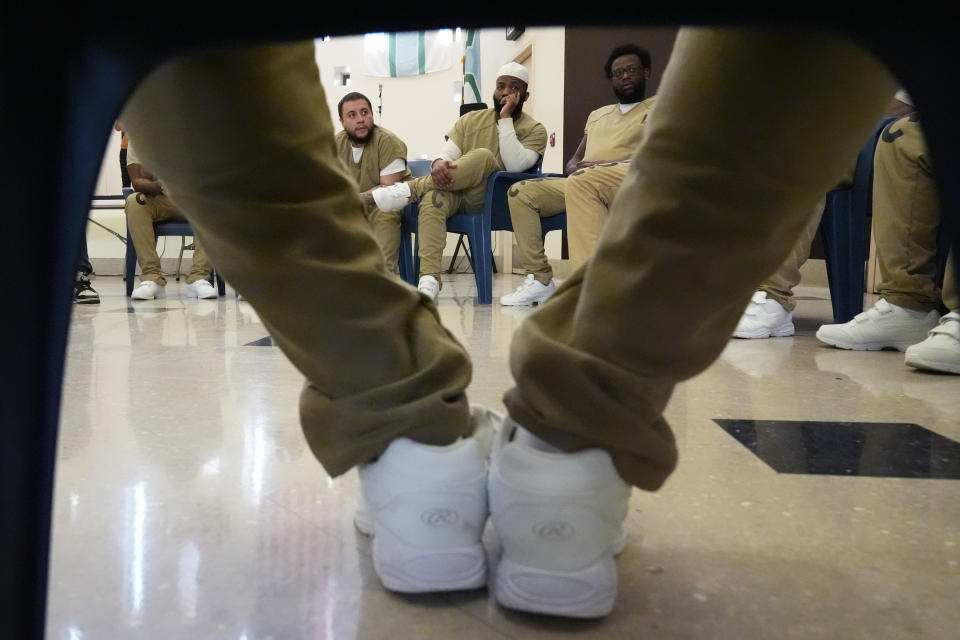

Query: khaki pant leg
[[186, 238, 213, 283], [417, 189, 465, 278], [759, 197, 825, 311], [409, 148, 502, 200], [120, 41, 473, 477], [124, 192, 182, 285], [504, 28, 895, 490], [873, 117, 941, 311], [565, 162, 631, 269], [370, 207, 402, 275], [943, 253, 959, 312], [508, 177, 566, 284]]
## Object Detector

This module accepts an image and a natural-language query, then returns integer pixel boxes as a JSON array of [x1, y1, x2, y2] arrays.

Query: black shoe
[[74, 273, 100, 304]]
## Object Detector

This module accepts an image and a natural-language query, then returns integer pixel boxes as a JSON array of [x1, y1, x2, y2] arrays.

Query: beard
[[346, 123, 376, 145], [613, 82, 645, 105], [492, 92, 526, 117]]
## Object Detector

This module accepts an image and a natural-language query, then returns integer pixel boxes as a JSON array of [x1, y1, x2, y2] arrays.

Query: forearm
[[435, 139, 462, 165], [497, 118, 540, 172]]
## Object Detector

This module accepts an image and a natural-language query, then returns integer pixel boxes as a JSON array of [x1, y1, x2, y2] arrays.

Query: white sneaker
[[816, 298, 940, 351], [733, 291, 794, 338], [356, 435, 490, 593], [186, 278, 219, 299], [371, 182, 412, 212], [500, 274, 556, 306], [418, 275, 440, 304], [905, 311, 960, 374], [131, 280, 163, 300], [488, 413, 631, 618]]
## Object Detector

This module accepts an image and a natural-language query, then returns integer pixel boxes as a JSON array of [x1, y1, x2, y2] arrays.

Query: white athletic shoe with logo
[[487, 412, 631, 618], [816, 298, 940, 351], [418, 275, 440, 304], [131, 280, 163, 300], [499, 274, 556, 306], [186, 278, 218, 299], [904, 311, 960, 374], [733, 291, 795, 338], [371, 182, 413, 212], [356, 433, 490, 593]]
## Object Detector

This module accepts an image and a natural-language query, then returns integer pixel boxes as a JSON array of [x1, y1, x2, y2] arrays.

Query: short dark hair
[[337, 92, 372, 118], [604, 45, 651, 78]]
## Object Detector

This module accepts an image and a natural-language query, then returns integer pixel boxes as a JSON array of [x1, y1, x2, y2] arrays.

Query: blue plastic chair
[[122, 186, 226, 297], [819, 116, 897, 323]]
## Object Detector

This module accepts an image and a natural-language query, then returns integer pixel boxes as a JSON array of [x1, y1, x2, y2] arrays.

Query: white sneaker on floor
[[487, 413, 631, 618], [905, 311, 960, 374], [500, 274, 556, 306], [186, 279, 219, 299], [356, 435, 490, 593], [131, 280, 163, 300], [816, 298, 940, 351], [371, 182, 412, 212], [733, 291, 794, 338], [418, 275, 440, 304]]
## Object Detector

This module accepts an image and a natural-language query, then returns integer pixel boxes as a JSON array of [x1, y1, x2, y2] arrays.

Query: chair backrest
[[460, 102, 487, 116], [408, 159, 432, 178]]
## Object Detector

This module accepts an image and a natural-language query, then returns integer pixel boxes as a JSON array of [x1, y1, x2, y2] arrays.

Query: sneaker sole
[[816, 335, 914, 352], [494, 553, 618, 618], [371, 524, 487, 593], [75, 298, 100, 304], [733, 323, 795, 339], [904, 355, 960, 375]]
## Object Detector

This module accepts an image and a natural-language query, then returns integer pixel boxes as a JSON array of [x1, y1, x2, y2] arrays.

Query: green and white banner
[[463, 30, 482, 104], [363, 30, 454, 78]]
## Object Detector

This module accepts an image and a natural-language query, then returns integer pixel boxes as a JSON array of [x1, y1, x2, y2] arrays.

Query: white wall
[[86, 27, 567, 272]]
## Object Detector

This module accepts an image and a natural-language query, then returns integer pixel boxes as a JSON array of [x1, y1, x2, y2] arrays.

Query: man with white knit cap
[[363, 61, 547, 303]]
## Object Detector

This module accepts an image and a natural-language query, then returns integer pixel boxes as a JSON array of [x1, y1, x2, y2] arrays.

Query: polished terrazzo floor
[[49, 274, 959, 639]]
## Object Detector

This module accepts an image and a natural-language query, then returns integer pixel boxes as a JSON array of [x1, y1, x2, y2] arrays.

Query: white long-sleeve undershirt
[[496, 117, 540, 172]]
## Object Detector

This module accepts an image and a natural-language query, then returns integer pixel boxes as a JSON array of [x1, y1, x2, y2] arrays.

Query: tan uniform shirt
[[334, 125, 410, 192], [447, 109, 548, 172], [583, 96, 656, 162]]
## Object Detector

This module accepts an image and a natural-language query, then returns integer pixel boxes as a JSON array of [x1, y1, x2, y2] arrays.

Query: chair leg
[[125, 227, 137, 297], [448, 234, 466, 274], [468, 219, 492, 304], [176, 237, 187, 281]]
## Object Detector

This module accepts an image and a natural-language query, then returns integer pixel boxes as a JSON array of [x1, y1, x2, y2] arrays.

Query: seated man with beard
[[335, 92, 411, 275], [362, 62, 547, 304], [499, 44, 656, 306]]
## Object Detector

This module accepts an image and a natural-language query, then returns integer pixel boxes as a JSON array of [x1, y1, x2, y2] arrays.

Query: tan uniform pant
[[412, 148, 501, 278], [565, 162, 632, 269], [759, 166, 855, 311], [121, 30, 895, 490], [368, 206, 401, 276], [873, 116, 958, 311], [124, 192, 212, 285], [507, 176, 566, 284]]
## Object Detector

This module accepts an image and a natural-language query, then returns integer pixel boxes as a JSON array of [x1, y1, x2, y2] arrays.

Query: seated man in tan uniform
[[363, 62, 547, 304], [500, 44, 656, 306], [335, 91, 410, 275], [124, 140, 218, 300]]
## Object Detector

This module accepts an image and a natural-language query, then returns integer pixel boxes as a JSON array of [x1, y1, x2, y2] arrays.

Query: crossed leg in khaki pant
[[120, 30, 895, 615], [409, 149, 501, 281]]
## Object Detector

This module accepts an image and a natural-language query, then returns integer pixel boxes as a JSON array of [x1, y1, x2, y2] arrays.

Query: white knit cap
[[497, 62, 529, 84]]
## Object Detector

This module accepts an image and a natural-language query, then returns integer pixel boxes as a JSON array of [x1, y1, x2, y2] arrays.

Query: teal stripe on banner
[[388, 32, 397, 77], [418, 31, 426, 74], [395, 31, 420, 76]]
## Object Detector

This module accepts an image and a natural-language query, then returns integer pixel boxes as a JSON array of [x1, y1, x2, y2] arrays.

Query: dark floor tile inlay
[[245, 336, 274, 347], [714, 419, 960, 479]]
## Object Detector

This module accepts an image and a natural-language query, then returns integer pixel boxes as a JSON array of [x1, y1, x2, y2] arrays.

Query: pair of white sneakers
[[131, 279, 219, 300], [354, 406, 631, 618]]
